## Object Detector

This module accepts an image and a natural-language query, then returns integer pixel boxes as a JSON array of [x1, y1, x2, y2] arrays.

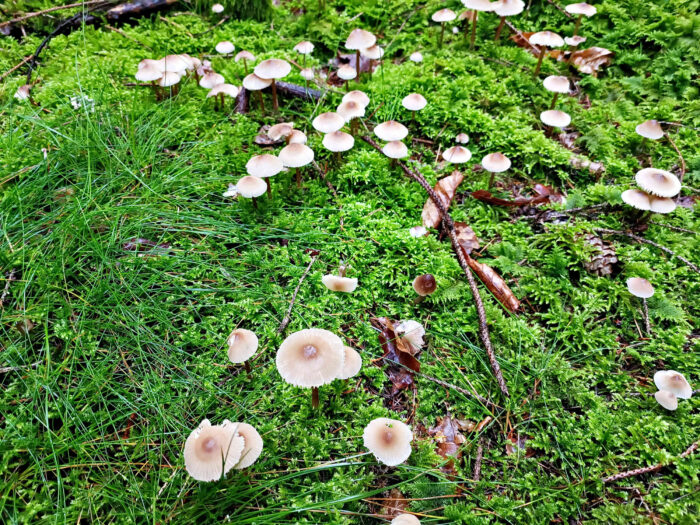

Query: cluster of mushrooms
[[652, 370, 693, 411]]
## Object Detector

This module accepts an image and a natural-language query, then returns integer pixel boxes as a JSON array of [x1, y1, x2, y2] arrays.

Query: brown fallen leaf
[[533, 183, 566, 204], [471, 190, 550, 207], [505, 431, 535, 457], [454, 222, 480, 254], [465, 254, 521, 313], [422, 171, 464, 228], [428, 416, 468, 475], [557, 131, 581, 152], [474, 415, 493, 433], [509, 30, 537, 55], [254, 124, 285, 146], [552, 47, 614, 76], [372, 317, 420, 372], [570, 156, 606, 177]]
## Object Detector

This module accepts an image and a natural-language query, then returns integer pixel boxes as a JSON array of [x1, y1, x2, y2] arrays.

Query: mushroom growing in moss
[[254, 59, 291, 112], [235, 50, 255, 75], [654, 390, 678, 411], [363, 417, 413, 466], [215, 41, 235, 56], [635, 168, 681, 198], [528, 31, 564, 76], [391, 515, 421, 525], [413, 274, 437, 303], [206, 83, 239, 111], [279, 143, 314, 188], [482, 152, 511, 189], [565, 3, 597, 37], [227, 328, 258, 373], [431, 8, 456, 47], [236, 175, 267, 209], [345, 29, 376, 79], [654, 370, 693, 400], [493, 0, 525, 41], [247, 154, 284, 196], [462, 0, 498, 49], [183, 419, 244, 482], [543, 75, 570, 109], [230, 422, 264, 469], [338, 346, 362, 380], [626, 277, 654, 335], [402, 93, 427, 122], [322, 273, 358, 292], [442, 145, 472, 164]]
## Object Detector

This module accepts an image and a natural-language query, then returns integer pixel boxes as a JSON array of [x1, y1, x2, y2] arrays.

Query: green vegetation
[[1, 1, 698, 523]]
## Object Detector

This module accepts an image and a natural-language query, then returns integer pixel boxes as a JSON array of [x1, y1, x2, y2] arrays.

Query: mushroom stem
[[574, 14, 582, 37], [296, 168, 302, 188], [438, 23, 445, 48], [265, 178, 271, 197], [351, 119, 358, 136], [257, 90, 265, 113], [413, 295, 426, 304], [220, 92, 225, 111], [550, 92, 559, 110], [487, 171, 496, 190], [252, 197, 258, 209], [243, 59, 248, 75], [271, 79, 279, 112], [494, 17, 506, 41], [150, 80, 158, 99], [338, 265, 346, 277], [533, 47, 545, 76], [311, 387, 319, 409], [355, 49, 361, 80], [335, 151, 341, 163], [642, 298, 651, 335], [244, 361, 252, 374], [470, 12, 478, 49]]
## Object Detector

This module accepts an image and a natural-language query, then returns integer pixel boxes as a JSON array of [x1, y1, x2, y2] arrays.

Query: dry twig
[[0, 0, 110, 29], [277, 253, 319, 334], [603, 440, 698, 484], [473, 437, 486, 481]]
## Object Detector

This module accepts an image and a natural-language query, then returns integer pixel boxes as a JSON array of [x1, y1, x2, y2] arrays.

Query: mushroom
[[564, 34, 587, 56], [342, 90, 370, 108], [412, 274, 437, 303], [268, 122, 295, 142], [300, 68, 315, 82], [236, 175, 267, 209], [654, 390, 678, 411], [337, 100, 366, 134], [207, 83, 239, 111], [493, 0, 525, 41], [212, 3, 224, 14], [254, 59, 291, 112], [654, 370, 693, 399], [242, 73, 272, 112], [246, 154, 284, 196], [455, 133, 470, 144], [293, 41, 314, 66], [482, 152, 511, 189], [158, 71, 182, 97], [227, 328, 258, 373], [135, 63, 163, 99], [345, 29, 376, 79], [383, 141, 409, 160], [542, 75, 570, 109], [540, 109, 571, 130], [636, 120, 664, 141], [410, 225, 428, 237], [409, 51, 423, 63], [337, 64, 357, 90], [312, 112, 345, 134], [374, 121, 408, 142], [276, 328, 345, 408], [528, 31, 565, 76], [394, 320, 425, 355], [431, 8, 457, 47], [337, 346, 362, 380], [392, 515, 421, 525], [235, 50, 255, 75], [626, 277, 654, 335], [402, 93, 427, 122], [321, 274, 358, 292], [288, 129, 308, 144], [200, 71, 226, 89], [163, 54, 190, 75], [215, 41, 235, 55], [183, 419, 245, 482], [363, 417, 413, 466], [279, 143, 314, 188], [635, 168, 681, 198], [360, 44, 383, 75], [322, 131, 355, 158], [565, 3, 597, 36], [621, 189, 676, 215], [442, 145, 472, 164], [462, 0, 498, 49], [230, 422, 264, 469]]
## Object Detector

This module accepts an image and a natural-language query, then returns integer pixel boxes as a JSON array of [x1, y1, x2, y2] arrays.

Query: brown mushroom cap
[[635, 168, 681, 198], [14, 84, 31, 100], [215, 41, 235, 54], [345, 29, 376, 50], [402, 93, 427, 111], [654, 390, 678, 411], [322, 131, 355, 153], [394, 320, 425, 355], [391, 514, 422, 525], [207, 84, 240, 98], [184, 419, 245, 481], [279, 143, 314, 168], [432, 8, 457, 23], [276, 329, 345, 387], [236, 176, 267, 198], [337, 346, 362, 379], [268, 122, 295, 141], [226, 328, 259, 363], [312, 112, 345, 133], [543, 75, 570, 94], [242, 73, 272, 91], [481, 152, 511, 173], [337, 65, 358, 81], [337, 100, 366, 121], [246, 154, 284, 178], [635, 119, 664, 140], [463, 0, 498, 11], [382, 141, 409, 159], [626, 277, 654, 299], [442, 145, 472, 164], [200, 72, 226, 89], [229, 422, 264, 469], [540, 109, 571, 128], [413, 274, 437, 296], [363, 417, 413, 466], [235, 50, 256, 62], [495, 0, 525, 17], [321, 274, 358, 291], [374, 121, 408, 142], [294, 41, 314, 55], [654, 370, 693, 399], [254, 59, 291, 80], [565, 2, 597, 17], [529, 31, 565, 48]]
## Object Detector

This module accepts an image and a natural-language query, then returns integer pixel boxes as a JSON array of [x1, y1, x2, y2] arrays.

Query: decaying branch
[[234, 87, 249, 114], [277, 252, 319, 334], [603, 440, 698, 484]]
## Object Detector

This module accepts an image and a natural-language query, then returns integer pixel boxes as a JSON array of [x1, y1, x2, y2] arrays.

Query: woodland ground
[[0, 0, 699, 523]]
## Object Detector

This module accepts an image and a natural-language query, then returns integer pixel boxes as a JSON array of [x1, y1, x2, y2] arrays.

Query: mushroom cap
[[361, 44, 384, 60], [635, 120, 664, 140], [481, 152, 511, 173], [402, 93, 427, 111], [138, 58, 164, 70], [294, 41, 314, 55], [342, 90, 370, 108], [495, 0, 525, 17], [621, 189, 676, 214], [321, 274, 358, 292], [540, 109, 571, 128], [276, 329, 345, 387], [226, 328, 259, 363], [268, 122, 295, 141], [345, 28, 376, 50], [409, 51, 424, 63], [442, 145, 472, 163], [313, 112, 345, 133], [322, 131, 355, 153], [395, 320, 425, 355], [207, 83, 240, 98], [230, 422, 264, 469], [158, 71, 182, 87], [135, 64, 163, 82], [235, 50, 256, 62], [337, 65, 358, 81], [236, 176, 267, 198], [455, 133, 470, 144], [626, 277, 654, 299], [564, 35, 587, 46], [635, 168, 681, 198], [374, 121, 409, 141], [300, 68, 315, 80], [410, 225, 428, 237], [565, 2, 597, 17], [363, 417, 413, 466], [337, 100, 366, 121], [529, 31, 565, 48], [462, 0, 498, 12], [338, 346, 362, 379], [14, 84, 31, 101], [182, 54, 201, 70], [184, 419, 245, 481], [215, 41, 235, 54], [288, 129, 308, 144], [212, 3, 224, 13], [279, 143, 314, 168], [391, 515, 421, 525], [654, 370, 692, 399], [163, 54, 191, 73], [432, 8, 457, 22], [654, 390, 678, 411], [543, 75, 570, 94], [413, 274, 437, 296], [200, 72, 226, 89], [383, 141, 409, 159], [246, 154, 284, 178], [254, 59, 291, 80]]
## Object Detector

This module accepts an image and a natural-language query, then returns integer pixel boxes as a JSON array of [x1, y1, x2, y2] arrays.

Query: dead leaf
[[372, 317, 420, 373], [509, 30, 537, 54], [471, 190, 550, 207], [428, 416, 467, 475], [254, 125, 285, 146], [465, 254, 520, 313], [533, 183, 566, 204], [422, 171, 464, 228], [505, 431, 535, 457], [454, 222, 480, 254], [16, 319, 35, 335], [553, 47, 614, 76], [474, 416, 493, 433], [557, 131, 581, 152]]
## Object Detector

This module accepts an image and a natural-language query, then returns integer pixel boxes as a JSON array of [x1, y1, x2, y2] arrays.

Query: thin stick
[[0, 55, 34, 83], [545, 0, 571, 18], [0, 361, 40, 374], [648, 221, 697, 235], [665, 133, 686, 184], [603, 440, 698, 484], [595, 228, 700, 274], [362, 136, 509, 397], [0, 269, 17, 307], [277, 253, 319, 334], [642, 298, 651, 335], [473, 437, 485, 481], [0, 0, 109, 28]]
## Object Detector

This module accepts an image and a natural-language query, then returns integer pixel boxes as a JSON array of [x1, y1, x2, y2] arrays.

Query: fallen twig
[[648, 221, 697, 235], [1, 270, 18, 307], [665, 133, 686, 184], [0, 0, 110, 29], [603, 440, 698, 484], [0, 55, 34, 83], [277, 252, 319, 334], [0, 361, 40, 374], [473, 436, 486, 481], [544, 0, 571, 18]]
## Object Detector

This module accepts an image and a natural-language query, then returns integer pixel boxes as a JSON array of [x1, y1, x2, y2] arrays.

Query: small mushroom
[[158, 71, 182, 97], [337, 64, 357, 90], [163, 54, 190, 75], [227, 328, 258, 373], [268, 122, 295, 142], [337, 346, 362, 380], [247, 154, 284, 196], [542, 75, 570, 109], [342, 90, 370, 108], [374, 121, 408, 142], [383, 141, 409, 160], [654, 370, 693, 399], [360, 44, 383, 75], [482, 152, 511, 189], [565, 2, 597, 36], [241, 73, 271, 112], [494, 0, 525, 41], [321, 274, 358, 292], [409, 51, 423, 63], [621, 189, 676, 215], [337, 100, 366, 134], [312, 112, 345, 134], [288, 129, 308, 144], [413, 274, 437, 303], [212, 3, 224, 14], [135, 62, 163, 99], [635, 168, 681, 198], [230, 422, 264, 469], [394, 320, 425, 355], [391, 515, 421, 525], [540, 109, 571, 130], [293, 41, 314, 67], [206, 83, 239, 111], [322, 131, 355, 157], [215, 41, 235, 55], [183, 419, 244, 482], [627, 277, 654, 335], [635, 120, 664, 140], [236, 175, 267, 209], [345, 29, 376, 79], [462, 0, 498, 49], [528, 31, 565, 76], [200, 71, 226, 89], [279, 143, 314, 188], [363, 417, 413, 466], [402, 93, 427, 122], [654, 390, 678, 411], [235, 50, 255, 75], [442, 145, 472, 164], [455, 133, 470, 144], [254, 59, 291, 112], [431, 8, 457, 47]]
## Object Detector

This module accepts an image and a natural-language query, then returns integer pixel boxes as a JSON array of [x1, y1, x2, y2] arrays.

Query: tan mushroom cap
[[342, 90, 370, 108], [226, 328, 259, 363], [442, 145, 472, 163], [323, 131, 355, 153], [268, 122, 295, 141], [276, 328, 345, 387], [654, 390, 678, 411], [543, 75, 570, 94], [246, 154, 284, 178], [495, 0, 525, 17], [163, 54, 191, 73], [529, 31, 565, 48], [300, 68, 315, 81], [432, 8, 457, 23], [279, 143, 314, 168], [184, 419, 245, 481], [635, 168, 681, 198], [402, 93, 427, 111], [212, 3, 224, 13], [135, 64, 163, 82], [621, 189, 676, 214], [374, 121, 409, 141], [361, 45, 384, 60], [254, 59, 291, 80], [413, 274, 437, 296], [564, 35, 587, 46], [395, 320, 425, 355], [455, 133, 470, 144], [565, 2, 597, 17], [635, 120, 664, 140], [540, 109, 571, 128], [294, 41, 314, 55], [235, 50, 256, 62], [207, 84, 240, 98], [200, 72, 226, 89], [337, 100, 366, 121], [338, 346, 362, 379], [409, 51, 424, 63], [337, 65, 358, 81], [346, 28, 376, 50], [626, 277, 654, 299], [313, 112, 345, 133], [363, 417, 413, 466], [482, 152, 511, 173], [158, 71, 182, 87], [14, 84, 31, 100], [654, 370, 693, 399], [236, 176, 267, 198], [216, 41, 235, 54], [383, 141, 409, 159], [391, 514, 422, 525], [321, 274, 358, 292], [288, 129, 308, 144], [230, 422, 264, 469]]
